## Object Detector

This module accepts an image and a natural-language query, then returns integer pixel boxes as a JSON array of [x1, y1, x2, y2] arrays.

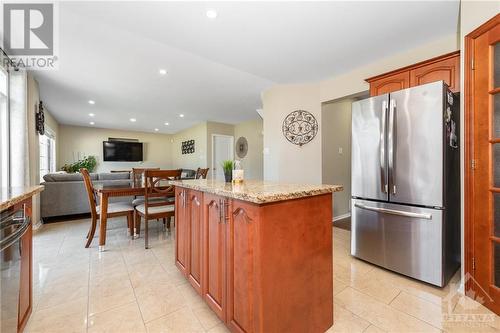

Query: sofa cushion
[[98, 172, 130, 180], [43, 173, 98, 182]]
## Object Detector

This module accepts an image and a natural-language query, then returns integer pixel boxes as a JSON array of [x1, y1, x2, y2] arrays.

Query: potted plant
[[221, 160, 234, 183], [61, 156, 97, 173]]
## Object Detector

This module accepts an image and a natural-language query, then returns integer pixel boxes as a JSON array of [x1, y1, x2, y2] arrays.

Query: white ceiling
[[33, 1, 459, 134]]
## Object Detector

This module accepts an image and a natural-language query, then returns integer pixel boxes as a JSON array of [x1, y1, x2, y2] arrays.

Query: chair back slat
[[144, 170, 181, 208], [80, 168, 98, 217], [132, 167, 160, 187], [195, 168, 209, 179]]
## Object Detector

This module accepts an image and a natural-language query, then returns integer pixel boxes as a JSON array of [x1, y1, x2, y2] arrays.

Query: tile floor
[[26, 217, 500, 333]]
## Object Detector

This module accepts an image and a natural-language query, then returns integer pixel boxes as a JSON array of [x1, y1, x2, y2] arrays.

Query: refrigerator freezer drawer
[[351, 199, 445, 286]]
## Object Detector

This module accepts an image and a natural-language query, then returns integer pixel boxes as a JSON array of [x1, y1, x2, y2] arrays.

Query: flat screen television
[[103, 141, 143, 162]]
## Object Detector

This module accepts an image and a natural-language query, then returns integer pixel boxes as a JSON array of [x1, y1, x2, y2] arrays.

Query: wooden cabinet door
[[369, 71, 410, 96], [410, 54, 460, 92], [188, 190, 203, 294], [18, 201, 32, 332], [226, 200, 258, 333], [466, 14, 500, 315], [202, 193, 227, 321], [175, 188, 189, 276]]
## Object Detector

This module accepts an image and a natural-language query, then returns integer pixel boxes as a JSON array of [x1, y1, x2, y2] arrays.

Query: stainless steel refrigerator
[[350, 81, 460, 287]]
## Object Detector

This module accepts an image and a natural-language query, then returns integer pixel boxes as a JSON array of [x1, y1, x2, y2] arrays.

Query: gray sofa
[[40, 172, 133, 219]]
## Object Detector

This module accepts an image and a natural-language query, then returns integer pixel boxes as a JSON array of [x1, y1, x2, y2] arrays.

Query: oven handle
[[0, 216, 30, 252], [354, 203, 432, 220]]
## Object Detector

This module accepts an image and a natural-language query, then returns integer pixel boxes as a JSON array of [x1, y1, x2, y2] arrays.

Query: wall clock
[[282, 110, 318, 146]]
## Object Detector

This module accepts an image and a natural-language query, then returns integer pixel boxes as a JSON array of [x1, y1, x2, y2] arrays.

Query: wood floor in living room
[[26, 218, 499, 333]]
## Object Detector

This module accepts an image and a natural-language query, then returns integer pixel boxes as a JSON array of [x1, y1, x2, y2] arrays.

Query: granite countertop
[[0, 185, 44, 211], [171, 179, 343, 204]]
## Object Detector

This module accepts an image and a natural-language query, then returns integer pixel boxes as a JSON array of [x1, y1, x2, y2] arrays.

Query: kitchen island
[[171, 179, 342, 333]]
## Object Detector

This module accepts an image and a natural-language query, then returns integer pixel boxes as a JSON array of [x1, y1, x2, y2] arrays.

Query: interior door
[[388, 82, 444, 207], [467, 14, 500, 315], [213, 135, 234, 181], [351, 94, 389, 201]]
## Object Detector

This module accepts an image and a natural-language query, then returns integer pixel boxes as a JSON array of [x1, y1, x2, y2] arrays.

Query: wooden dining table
[[93, 180, 177, 250]]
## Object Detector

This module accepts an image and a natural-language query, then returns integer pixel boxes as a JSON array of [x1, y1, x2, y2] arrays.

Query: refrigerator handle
[[388, 99, 396, 195], [380, 100, 388, 193], [354, 203, 432, 220]]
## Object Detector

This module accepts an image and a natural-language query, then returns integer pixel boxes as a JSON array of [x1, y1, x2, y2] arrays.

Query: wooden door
[[175, 188, 189, 276], [188, 190, 203, 294], [368, 71, 410, 96], [203, 193, 227, 320], [18, 200, 32, 332], [465, 13, 500, 315], [410, 54, 460, 92], [226, 200, 258, 333]]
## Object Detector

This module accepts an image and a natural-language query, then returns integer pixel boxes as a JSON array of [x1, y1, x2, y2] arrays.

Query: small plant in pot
[[221, 160, 234, 183]]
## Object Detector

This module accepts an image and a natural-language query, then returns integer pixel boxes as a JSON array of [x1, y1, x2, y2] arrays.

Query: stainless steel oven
[[1, 206, 30, 333]]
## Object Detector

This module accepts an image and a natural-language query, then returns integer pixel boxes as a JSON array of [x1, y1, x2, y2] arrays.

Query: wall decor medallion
[[282, 110, 318, 146], [181, 140, 195, 154], [235, 136, 248, 158], [36, 101, 45, 135]]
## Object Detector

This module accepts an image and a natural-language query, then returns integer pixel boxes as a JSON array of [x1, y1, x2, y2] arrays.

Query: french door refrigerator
[[351, 81, 460, 287]]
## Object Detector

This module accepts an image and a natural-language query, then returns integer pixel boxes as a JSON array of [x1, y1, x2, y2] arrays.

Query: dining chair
[[131, 168, 160, 206], [135, 169, 182, 249], [80, 168, 135, 248], [194, 167, 209, 179]]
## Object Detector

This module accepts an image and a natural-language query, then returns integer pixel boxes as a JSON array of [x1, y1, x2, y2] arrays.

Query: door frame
[[211, 134, 234, 180], [464, 14, 500, 295]]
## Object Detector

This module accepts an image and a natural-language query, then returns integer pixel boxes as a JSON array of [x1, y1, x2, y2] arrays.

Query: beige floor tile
[[334, 278, 348, 296], [135, 282, 187, 323], [26, 297, 87, 333], [89, 277, 136, 315], [88, 301, 146, 333], [37, 281, 88, 311], [327, 303, 370, 332], [335, 287, 440, 332], [363, 324, 387, 333], [390, 291, 444, 329], [145, 307, 205, 333], [176, 283, 208, 310], [192, 303, 222, 330], [207, 322, 231, 333]]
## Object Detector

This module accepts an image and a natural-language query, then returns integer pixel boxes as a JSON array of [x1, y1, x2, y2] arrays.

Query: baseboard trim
[[333, 212, 351, 222]]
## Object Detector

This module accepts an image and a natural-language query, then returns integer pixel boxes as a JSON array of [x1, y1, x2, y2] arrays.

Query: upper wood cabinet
[[366, 51, 460, 96]]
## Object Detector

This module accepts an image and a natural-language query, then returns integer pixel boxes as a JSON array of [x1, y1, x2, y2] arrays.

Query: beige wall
[[170, 122, 208, 170], [263, 83, 322, 184], [58, 125, 173, 173], [322, 98, 356, 218], [234, 119, 263, 180]]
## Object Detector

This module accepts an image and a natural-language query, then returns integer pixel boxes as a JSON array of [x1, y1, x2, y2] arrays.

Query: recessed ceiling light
[[179, 114, 184, 118], [88, 113, 95, 117], [164, 122, 169, 126], [89, 121, 95, 125], [88, 100, 95, 105], [159, 69, 167, 75], [129, 118, 136, 122], [154, 128, 159, 132], [206, 9, 217, 19]]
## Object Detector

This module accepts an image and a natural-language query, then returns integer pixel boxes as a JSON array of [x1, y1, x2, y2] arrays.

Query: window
[[0, 54, 9, 189], [39, 129, 56, 182]]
